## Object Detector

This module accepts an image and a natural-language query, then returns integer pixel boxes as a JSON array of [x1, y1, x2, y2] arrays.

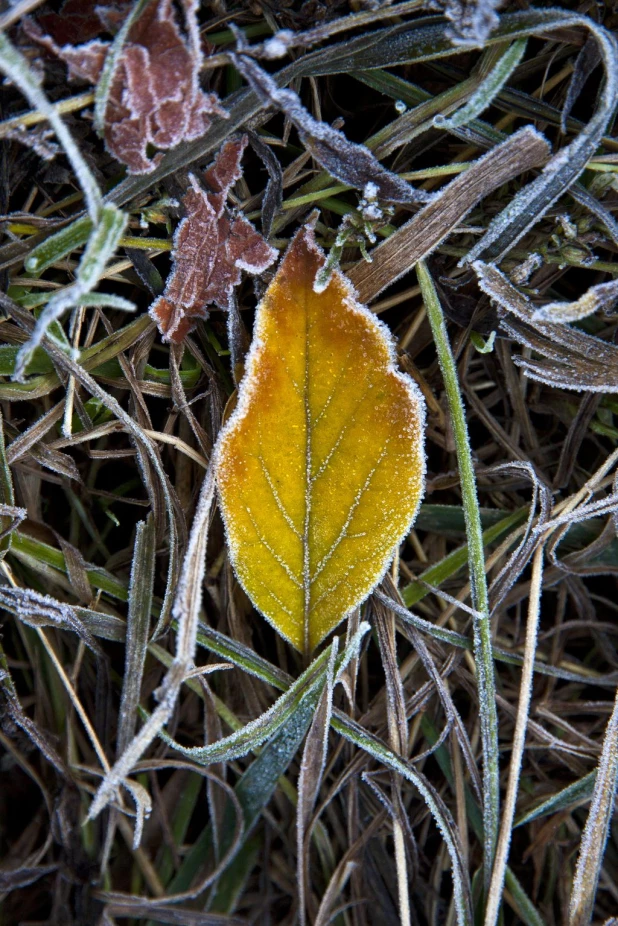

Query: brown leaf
[[150, 137, 278, 343], [26, 0, 227, 174]]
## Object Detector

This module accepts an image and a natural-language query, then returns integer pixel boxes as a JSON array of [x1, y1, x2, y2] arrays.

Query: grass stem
[[417, 259, 500, 895]]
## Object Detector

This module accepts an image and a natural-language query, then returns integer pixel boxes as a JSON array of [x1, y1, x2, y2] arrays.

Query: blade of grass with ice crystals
[[14, 203, 129, 382], [116, 515, 156, 756], [86, 465, 214, 825], [160, 646, 334, 764], [0, 587, 104, 657], [25, 216, 92, 276], [461, 19, 618, 263], [0, 412, 25, 558], [434, 39, 526, 131], [485, 546, 544, 926], [515, 772, 597, 828], [0, 33, 102, 220], [160, 625, 369, 765], [569, 685, 618, 926], [417, 260, 499, 894]]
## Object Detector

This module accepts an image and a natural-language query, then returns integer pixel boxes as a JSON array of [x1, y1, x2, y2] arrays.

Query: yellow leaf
[[215, 222, 425, 653]]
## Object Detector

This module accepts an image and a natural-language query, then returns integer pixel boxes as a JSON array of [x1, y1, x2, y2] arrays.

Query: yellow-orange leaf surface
[[215, 222, 425, 653]]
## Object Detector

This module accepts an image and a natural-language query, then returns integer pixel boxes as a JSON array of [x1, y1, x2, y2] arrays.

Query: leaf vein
[[311, 442, 391, 585], [243, 502, 303, 589], [312, 344, 355, 425], [311, 383, 375, 482]]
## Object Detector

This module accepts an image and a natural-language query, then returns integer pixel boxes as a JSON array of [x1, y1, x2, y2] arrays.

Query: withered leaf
[[474, 260, 618, 392], [150, 136, 278, 343], [215, 221, 426, 653], [27, 0, 227, 173]]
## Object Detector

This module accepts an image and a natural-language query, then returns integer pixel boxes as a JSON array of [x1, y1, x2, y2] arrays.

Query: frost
[[532, 279, 618, 324], [439, 0, 501, 46], [569, 690, 618, 925], [556, 213, 577, 240], [473, 260, 618, 392], [1, 123, 59, 160], [261, 30, 294, 59], [363, 181, 379, 201], [508, 252, 542, 285], [461, 18, 618, 263], [149, 136, 277, 343], [433, 37, 526, 129], [230, 46, 431, 204], [0, 586, 103, 657], [26, 0, 228, 173]]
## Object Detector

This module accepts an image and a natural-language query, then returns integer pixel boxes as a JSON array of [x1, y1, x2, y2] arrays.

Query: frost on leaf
[[150, 136, 278, 343], [26, 0, 227, 173], [214, 220, 426, 654]]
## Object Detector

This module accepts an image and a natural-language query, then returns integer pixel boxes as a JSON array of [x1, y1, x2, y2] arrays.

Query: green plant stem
[[417, 260, 499, 894]]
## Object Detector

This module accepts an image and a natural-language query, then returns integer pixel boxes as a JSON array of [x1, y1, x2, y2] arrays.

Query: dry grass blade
[[474, 261, 618, 391], [116, 514, 156, 755], [87, 465, 215, 825], [569, 687, 618, 926], [372, 593, 411, 926], [296, 640, 337, 926], [485, 546, 544, 926], [348, 127, 549, 302]]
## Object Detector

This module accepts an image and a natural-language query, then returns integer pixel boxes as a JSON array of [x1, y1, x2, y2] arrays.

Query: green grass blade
[[418, 260, 499, 893]]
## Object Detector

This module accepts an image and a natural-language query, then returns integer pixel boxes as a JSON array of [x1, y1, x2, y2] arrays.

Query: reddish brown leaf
[[26, 0, 227, 174], [150, 137, 278, 343]]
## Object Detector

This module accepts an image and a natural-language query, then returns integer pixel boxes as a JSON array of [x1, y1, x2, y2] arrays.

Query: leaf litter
[[150, 135, 277, 343], [1, 2, 618, 924], [25, 0, 227, 173]]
